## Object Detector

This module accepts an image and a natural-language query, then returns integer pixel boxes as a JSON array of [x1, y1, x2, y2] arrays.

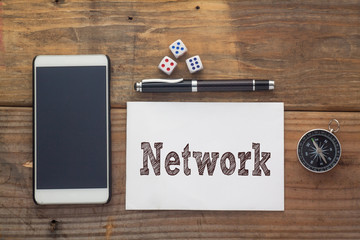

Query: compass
[[297, 119, 341, 173]]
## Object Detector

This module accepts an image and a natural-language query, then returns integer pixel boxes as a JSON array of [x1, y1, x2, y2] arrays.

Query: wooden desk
[[1, 1, 359, 239]]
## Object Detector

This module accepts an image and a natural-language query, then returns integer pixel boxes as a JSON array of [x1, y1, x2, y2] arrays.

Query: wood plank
[[0, 107, 359, 239], [1, 1, 360, 110]]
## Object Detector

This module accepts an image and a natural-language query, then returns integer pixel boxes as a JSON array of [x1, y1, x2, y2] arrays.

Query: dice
[[169, 39, 187, 59], [186, 55, 203, 73], [158, 56, 177, 75]]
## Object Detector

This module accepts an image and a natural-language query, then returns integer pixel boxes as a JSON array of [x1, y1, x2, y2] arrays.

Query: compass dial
[[297, 129, 341, 173]]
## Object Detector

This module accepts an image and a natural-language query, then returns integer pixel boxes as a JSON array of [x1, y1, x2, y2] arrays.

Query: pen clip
[[141, 78, 184, 84]]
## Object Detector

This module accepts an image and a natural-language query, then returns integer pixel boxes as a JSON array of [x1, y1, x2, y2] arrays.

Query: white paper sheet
[[126, 102, 284, 211]]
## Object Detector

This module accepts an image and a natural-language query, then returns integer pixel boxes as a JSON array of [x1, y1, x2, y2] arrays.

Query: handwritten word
[[140, 142, 271, 176]]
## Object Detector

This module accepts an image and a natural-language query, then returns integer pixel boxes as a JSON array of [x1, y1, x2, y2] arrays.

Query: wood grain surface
[[1, 0, 360, 110], [1, 0, 360, 239], [0, 108, 360, 239]]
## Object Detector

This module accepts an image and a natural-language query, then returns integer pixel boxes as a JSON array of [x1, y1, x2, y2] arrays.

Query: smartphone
[[33, 55, 111, 204]]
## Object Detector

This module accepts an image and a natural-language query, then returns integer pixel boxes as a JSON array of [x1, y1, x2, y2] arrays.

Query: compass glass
[[297, 129, 341, 173]]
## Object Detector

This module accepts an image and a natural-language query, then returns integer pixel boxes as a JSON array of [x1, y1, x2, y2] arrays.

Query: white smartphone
[[33, 55, 111, 205]]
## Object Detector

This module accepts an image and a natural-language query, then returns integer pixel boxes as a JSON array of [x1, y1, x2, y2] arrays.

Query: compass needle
[[319, 152, 327, 164], [311, 138, 327, 164]]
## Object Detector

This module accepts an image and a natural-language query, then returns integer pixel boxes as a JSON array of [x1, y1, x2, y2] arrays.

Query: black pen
[[134, 79, 274, 93]]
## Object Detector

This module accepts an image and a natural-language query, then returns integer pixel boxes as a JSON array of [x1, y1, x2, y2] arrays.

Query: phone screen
[[35, 66, 108, 189]]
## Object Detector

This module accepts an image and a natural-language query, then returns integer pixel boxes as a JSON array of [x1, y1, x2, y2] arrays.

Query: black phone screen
[[35, 66, 108, 189]]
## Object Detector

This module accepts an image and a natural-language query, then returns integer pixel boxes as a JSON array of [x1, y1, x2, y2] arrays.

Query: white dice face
[[158, 56, 177, 75], [169, 39, 187, 59], [186, 55, 203, 73]]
